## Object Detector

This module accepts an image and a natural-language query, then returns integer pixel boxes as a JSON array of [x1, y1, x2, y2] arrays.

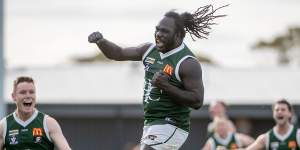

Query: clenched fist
[[151, 71, 170, 89], [88, 31, 103, 43]]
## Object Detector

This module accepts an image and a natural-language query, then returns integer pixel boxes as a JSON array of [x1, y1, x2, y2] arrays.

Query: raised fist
[[88, 31, 103, 43]]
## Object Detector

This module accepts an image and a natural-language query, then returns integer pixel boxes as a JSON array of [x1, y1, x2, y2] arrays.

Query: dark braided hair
[[165, 4, 228, 40]]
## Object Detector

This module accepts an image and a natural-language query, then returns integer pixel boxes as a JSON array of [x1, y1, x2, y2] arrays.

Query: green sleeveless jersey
[[142, 43, 196, 132], [267, 125, 300, 150], [211, 133, 241, 150], [3, 110, 54, 150]]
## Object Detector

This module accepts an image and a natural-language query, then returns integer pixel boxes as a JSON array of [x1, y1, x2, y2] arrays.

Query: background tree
[[252, 27, 300, 65]]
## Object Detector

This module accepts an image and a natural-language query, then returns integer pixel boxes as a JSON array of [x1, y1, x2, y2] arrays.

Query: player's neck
[[275, 123, 291, 135], [15, 109, 35, 121]]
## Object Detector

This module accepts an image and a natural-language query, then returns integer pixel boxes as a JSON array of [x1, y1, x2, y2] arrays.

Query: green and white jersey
[[266, 125, 300, 150], [2, 110, 54, 150], [142, 43, 197, 132], [209, 132, 241, 150]]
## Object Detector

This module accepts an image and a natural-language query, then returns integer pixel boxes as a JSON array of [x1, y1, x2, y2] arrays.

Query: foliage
[[252, 27, 300, 65]]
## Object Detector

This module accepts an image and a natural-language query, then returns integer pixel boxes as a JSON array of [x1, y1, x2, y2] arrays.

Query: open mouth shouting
[[22, 99, 34, 108], [155, 38, 165, 50], [277, 116, 284, 120]]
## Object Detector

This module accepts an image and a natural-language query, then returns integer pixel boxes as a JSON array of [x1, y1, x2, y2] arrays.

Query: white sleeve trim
[[175, 56, 197, 82], [43, 115, 52, 142], [265, 132, 269, 150], [1, 118, 6, 144], [142, 43, 156, 62], [234, 134, 242, 147], [208, 138, 215, 150], [297, 129, 300, 147]]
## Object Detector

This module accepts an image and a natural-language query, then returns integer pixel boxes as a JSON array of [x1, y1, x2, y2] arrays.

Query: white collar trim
[[159, 43, 185, 59], [214, 132, 233, 145], [13, 110, 38, 127], [274, 124, 293, 141]]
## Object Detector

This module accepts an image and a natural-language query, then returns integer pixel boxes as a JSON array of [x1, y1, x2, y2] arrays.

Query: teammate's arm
[[297, 129, 300, 147], [0, 119, 4, 150], [88, 31, 151, 61], [46, 116, 71, 150], [236, 133, 255, 147], [202, 138, 213, 150], [244, 134, 266, 150], [151, 58, 204, 109]]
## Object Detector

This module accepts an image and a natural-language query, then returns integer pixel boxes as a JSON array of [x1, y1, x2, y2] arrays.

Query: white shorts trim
[[140, 124, 188, 150]]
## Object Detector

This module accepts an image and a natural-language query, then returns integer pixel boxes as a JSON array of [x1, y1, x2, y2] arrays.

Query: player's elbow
[[192, 101, 202, 110], [192, 96, 203, 110]]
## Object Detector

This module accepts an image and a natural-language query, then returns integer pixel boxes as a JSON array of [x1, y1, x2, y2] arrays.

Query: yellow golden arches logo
[[32, 128, 43, 137], [163, 64, 173, 76]]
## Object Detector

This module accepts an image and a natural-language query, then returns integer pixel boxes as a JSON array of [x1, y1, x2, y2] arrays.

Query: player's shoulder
[[179, 56, 201, 73], [297, 127, 300, 134], [0, 117, 6, 136], [45, 115, 57, 124], [0, 117, 6, 127], [256, 133, 268, 143]]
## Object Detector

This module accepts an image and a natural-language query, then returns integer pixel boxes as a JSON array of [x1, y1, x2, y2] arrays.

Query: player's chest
[[6, 127, 45, 145]]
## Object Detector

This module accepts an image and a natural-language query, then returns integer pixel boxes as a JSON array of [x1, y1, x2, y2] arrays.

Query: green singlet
[[3, 110, 54, 150], [266, 125, 300, 150], [142, 43, 196, 132]]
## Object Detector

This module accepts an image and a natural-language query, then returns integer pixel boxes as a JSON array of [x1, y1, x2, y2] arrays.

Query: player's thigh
[[140, 144, 156, 150], [140, 124, 188, 150]]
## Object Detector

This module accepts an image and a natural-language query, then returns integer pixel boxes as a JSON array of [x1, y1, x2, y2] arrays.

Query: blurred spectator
[[202, 117, 254, 150], [207, 100, 236, 136]]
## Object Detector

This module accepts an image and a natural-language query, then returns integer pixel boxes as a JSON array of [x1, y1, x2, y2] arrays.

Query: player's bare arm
[[88, 31, 150, 61], [47, 116, 71, 150], [236, 133, 255, 147], [245, 134, 266, 150], [151, 58, 204, 109], [0, 119, 4, 150], [202, 138, 213, 150]]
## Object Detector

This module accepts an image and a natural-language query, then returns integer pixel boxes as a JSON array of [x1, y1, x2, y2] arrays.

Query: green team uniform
[[142, 43, 196, 132], [266, 125, 300, 150], [3, 110, 54, 150], [210, 132, 241, 150]]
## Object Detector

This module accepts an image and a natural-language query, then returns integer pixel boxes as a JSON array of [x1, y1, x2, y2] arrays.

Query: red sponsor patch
[[163, 64, 173, 76]]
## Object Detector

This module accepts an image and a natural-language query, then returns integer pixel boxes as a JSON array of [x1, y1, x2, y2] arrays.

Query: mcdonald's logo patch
[[288, 140, 297, 149], [32, 128, 43, 137], [163, 64, 173, 76], [230, 143, 238, 149]]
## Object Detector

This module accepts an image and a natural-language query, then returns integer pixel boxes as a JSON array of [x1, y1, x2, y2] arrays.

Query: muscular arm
[[245, 134, 266, 150], [88, 31, 150, 61], [47, 116, 71, 150], [151, 58, 204, 109]]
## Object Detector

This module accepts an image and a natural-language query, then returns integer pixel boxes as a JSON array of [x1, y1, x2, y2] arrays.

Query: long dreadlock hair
[[165, 4, 228, 40]]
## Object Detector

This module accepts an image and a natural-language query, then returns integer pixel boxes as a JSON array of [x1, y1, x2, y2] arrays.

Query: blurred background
[[1, 0, 300, 149]]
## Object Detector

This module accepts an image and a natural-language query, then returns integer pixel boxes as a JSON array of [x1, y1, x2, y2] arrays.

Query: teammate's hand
[[151, 71, 170, 89], [88, 31, 103, 43]]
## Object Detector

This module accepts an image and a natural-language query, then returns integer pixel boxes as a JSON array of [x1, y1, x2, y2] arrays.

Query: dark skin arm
[[151, 58, 204, 109], [88, 31, 150, 61]]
